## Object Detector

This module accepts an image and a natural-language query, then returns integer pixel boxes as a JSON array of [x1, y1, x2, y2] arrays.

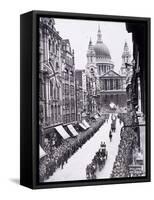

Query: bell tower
[[87, 38, 96, 64], [121, 41, 131, 75]]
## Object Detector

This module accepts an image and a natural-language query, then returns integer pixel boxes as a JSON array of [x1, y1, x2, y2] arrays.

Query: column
[[108, 79, 110, 90], [114, 79, 116, 90]]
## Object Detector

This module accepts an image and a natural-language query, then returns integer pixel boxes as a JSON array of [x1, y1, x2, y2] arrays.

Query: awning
[[39, 145, 47, 159], [55, 125, 70, 139], [67, 124, 78, 136], [82, 119, 90, 129], [79, 123, 87, 130]]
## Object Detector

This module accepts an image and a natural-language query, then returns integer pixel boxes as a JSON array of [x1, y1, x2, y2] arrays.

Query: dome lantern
[[97, 25, 103, 43]]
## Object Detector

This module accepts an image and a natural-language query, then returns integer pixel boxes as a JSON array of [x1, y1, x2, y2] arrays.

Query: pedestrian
[[61, 156, 64, 169], [109, 130, 112, 142]]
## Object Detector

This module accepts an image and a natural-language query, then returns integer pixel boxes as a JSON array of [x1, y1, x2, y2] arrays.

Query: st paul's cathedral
[[85, 26, 131, 112]]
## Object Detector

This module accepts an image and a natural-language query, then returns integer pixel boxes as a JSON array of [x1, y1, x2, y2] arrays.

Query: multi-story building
[[39, 18, 76, 146], [61, 39, 76, 124], [126, 22, 146, 115], [85, 38, 100, 115], [39, 17, 63, 127], [75, 69, 87, 121]]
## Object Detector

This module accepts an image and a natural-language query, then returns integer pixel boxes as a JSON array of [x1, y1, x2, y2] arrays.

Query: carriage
[[97, 148, 108, 171], [86, 144, 108, 179], [111, 120, 116, 132]]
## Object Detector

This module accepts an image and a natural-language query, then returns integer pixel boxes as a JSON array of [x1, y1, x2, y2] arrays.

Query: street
[[45, 114, 123, 182]]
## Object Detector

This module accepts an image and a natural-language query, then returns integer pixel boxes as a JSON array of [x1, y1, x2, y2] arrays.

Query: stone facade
[[61, 39, 76, 124], [85, 27, 128, 112], [75, 70, 87, 121], [39, 18, 63, 127], [39, 18, 76, 131]]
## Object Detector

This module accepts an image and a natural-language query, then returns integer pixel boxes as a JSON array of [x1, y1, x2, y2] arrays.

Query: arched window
[[57, 87, 60, 100], [54, 87, 56, 99], [50, 80, 53, 98], [56, 62, 59, 71], [52, 41, 55, 53], [58, 105, 60, 115], [48, 39, 51, 51], [51, 105, 54, 123], [55, 105, 57, 121]]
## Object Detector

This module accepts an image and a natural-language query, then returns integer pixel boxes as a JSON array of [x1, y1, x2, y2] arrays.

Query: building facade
[[126, 22, 147, 115], [75, 70, 87, 121], [39, 18, 77, 147], [61, 39, 76, 124], [85, 27, 128, 112], [39, 18, 63, 127]]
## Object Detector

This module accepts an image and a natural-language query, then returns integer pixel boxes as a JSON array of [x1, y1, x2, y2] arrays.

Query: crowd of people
[[86, 142, 108, 180], [39, 116, 107, 182], [111, 113, 141, 178]]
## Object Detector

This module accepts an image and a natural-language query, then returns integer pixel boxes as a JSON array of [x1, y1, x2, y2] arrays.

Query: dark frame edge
[[20, 10, 151, 189], [20, 11, 34, 189]]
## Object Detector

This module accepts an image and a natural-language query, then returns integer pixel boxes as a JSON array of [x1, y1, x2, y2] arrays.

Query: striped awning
[[55, 125, 70, 139], [67, 124, 78, 136]]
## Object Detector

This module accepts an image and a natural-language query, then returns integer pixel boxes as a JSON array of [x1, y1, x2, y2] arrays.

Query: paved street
[[45, 114, 123, 182]]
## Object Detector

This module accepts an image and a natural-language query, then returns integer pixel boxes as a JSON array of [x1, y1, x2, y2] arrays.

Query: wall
[[0, 0, 153, 199]]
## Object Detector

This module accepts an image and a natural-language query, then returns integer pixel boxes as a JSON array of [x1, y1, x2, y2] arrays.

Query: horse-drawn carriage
[[86, 142, 108, 179]]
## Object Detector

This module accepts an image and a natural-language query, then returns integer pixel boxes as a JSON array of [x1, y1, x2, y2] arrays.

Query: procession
[[39, 17, 146, 183]]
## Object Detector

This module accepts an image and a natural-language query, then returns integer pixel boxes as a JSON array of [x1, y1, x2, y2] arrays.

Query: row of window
[[63, 98, 75, 108], [48, 38, 59, 56], [62, 84, 75, 96], [63, 113, 75, 124], [97, 64, 112, 74], [50, 81, 60, 99], [50, 105, 61, 123]]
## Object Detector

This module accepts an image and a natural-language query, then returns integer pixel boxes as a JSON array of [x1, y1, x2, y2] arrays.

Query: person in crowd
[[109, 130, 112, 142], [40, 115, 108, 181]]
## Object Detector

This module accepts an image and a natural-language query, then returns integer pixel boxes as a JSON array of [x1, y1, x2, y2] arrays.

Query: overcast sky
[[55, 18, 133, 73]]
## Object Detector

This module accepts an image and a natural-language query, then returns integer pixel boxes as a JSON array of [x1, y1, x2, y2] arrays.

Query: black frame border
[[20, 10, 151, 189]]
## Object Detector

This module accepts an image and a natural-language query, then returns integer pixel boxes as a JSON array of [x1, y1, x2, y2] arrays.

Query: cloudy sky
[[55, 18, 133, 73]]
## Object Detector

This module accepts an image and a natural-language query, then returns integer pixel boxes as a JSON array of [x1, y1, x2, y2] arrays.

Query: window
[[58, 105, 60, 115], [56, 62, 59, 71], [51, 105, 54, 122], [52, 41, 55, 53], [65, 84, 69, 95], [48, 39, 51, 51], [55, 105, 57, 121], [50, 80, 53, 98], [54, 87, 56, 99], [70, 85, 74, 96], [57, 87, 59, 100]]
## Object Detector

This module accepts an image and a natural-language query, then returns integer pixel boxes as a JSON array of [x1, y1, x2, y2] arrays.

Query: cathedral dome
[[93, 26, 111, 59], [94, 41, 111, 59]]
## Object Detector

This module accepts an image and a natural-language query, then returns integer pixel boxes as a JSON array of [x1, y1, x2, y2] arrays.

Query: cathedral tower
[[86, 38, 96, 64], [121, 41, 131, 75]]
